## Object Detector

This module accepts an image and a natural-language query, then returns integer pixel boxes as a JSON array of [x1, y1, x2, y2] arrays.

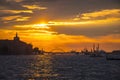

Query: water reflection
[[22, 55, 58, 80], [0, 55, 58, 80]]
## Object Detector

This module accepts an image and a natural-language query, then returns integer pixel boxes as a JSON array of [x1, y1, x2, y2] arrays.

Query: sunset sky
[[0, 0, 120, 52]]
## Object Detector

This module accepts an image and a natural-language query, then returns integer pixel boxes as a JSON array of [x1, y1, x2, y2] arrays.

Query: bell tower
[[14, 32, 20, 41]]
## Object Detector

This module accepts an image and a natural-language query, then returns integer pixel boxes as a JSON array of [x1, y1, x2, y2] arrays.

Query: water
[[0, 54, 120, 80]]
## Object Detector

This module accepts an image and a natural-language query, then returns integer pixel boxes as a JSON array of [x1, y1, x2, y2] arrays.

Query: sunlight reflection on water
[[0, 54, 120, 80]]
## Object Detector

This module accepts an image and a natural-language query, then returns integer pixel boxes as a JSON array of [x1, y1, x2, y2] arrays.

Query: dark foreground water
[[0, 54, 120, 80]]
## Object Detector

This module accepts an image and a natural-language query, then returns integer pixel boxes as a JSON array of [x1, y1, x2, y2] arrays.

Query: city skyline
[[0, 0, 120, 52]]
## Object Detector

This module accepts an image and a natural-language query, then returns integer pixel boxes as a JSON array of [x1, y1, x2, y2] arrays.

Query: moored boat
[[106, 50, 120, 60]]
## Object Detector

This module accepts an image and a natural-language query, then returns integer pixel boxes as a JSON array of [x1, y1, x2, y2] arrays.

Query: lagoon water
[[0, 54, 120, 80]]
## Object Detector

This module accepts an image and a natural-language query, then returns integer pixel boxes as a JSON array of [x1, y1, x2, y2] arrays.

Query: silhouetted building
[[0, 33, 33, 55]]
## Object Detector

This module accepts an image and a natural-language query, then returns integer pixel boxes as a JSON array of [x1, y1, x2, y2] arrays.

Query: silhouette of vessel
[[81, 44, 106, 57], [106, 50, 120, 60]]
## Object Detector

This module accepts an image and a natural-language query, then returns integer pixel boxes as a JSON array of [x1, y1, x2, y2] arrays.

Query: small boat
[[106, 50, 120, 60], [90, 53, 103, 57]]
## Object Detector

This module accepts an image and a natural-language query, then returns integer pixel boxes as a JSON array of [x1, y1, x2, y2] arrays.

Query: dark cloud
[[0, 12, 32, 17], [50, 24, 120, 37], [0, 0, 31, 19], [0, 0, 26, 10], [35, 0, 120, 20]]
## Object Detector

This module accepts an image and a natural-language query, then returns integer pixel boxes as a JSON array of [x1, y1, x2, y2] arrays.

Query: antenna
[[97, 43, 99, 51], [93, 43, 95, 52]]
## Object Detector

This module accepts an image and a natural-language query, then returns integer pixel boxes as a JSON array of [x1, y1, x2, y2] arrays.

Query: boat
[[106, 50, 120, 60], [89, 44, 106, 57]]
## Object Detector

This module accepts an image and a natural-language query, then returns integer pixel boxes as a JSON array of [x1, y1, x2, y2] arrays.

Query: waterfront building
[[0, 33, 33, 55]]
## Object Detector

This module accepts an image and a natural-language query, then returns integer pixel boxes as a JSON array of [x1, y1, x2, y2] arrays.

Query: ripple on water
[[0, 55, 120, 80]]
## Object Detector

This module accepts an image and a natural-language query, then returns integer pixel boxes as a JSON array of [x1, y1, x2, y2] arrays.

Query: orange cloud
[[22, 5, 47, 10], [2, 15, 21, 21], [14, 24, 50, 29], [1, 15, 30, 21], [48, 21, 94, 26], [0, 10, 33, 14], [47, 18, 120, 27], [7, 0, 23, 2], [82, 9, 120, 18], [74, 9, 120, 21], [15, 17, 30, 21], [97, 34, 120, 43]]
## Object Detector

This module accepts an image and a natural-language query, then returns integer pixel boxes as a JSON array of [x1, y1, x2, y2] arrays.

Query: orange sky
[[0, 0, 120, 52]]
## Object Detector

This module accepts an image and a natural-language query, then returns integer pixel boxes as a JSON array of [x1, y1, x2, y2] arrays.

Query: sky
[[0, 0, 120, 52]]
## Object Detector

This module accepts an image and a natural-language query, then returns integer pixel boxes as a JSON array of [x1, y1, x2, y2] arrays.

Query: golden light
[[34, 24, 50, 29], [14, 23, 50, 29], [48, 21, 94, 26], [22, 5, 47, 10], [39, 24, 47, 26]]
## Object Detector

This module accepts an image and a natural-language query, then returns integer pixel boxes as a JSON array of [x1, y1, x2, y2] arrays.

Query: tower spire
[[14, 32, 20, 41], [15, 32, 18, 37]]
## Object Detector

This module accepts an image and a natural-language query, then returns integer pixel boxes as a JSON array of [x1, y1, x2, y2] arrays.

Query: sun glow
[[37, 24, 47, 27], [34, 24, 50, 29], [14, 23, 50, 29]]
